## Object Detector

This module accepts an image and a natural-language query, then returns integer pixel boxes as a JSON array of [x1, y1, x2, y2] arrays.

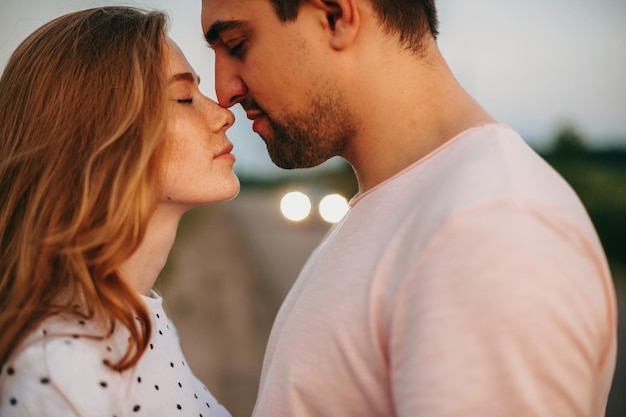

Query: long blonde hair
[[0, 7, 169, 371]]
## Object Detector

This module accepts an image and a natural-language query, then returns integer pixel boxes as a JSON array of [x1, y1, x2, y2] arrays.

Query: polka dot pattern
[[0, 291, 231, 417]]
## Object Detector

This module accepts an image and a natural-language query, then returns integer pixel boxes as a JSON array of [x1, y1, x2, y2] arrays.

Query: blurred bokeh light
[[319, 194, 349, 224], [280, 191, 312, 222]]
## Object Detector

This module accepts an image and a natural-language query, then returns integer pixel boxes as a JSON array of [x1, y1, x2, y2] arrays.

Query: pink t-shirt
[[252, 125, 617, 417]]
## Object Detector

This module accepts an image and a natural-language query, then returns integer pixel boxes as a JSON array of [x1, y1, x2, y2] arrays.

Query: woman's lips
[[214, 143, 235, 161]]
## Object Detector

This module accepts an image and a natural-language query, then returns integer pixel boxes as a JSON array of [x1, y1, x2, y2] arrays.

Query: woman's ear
[[322, 0, 359, 50]]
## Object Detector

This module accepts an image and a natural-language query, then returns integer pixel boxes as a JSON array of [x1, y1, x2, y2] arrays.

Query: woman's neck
[[118, 204, 185, 296]]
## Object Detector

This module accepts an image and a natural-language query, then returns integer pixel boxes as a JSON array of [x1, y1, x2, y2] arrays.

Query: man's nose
[[214, 57, 247, 108]]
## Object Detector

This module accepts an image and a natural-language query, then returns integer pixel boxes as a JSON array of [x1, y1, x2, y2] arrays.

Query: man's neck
[[343, 40, 495, 192]]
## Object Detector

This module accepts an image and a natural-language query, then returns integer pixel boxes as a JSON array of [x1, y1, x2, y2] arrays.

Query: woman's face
[[159, 38, 239, 210]]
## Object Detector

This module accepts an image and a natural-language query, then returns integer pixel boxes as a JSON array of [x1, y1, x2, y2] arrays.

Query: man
[[201, 0, 618, 416]]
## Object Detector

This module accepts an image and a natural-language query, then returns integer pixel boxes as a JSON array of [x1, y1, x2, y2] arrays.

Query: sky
[[1, 0, 625, 178]]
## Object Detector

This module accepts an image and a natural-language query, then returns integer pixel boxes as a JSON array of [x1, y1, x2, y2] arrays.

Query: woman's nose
[[205, 97, 235, 132]]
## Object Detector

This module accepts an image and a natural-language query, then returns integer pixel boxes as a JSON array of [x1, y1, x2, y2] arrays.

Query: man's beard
[[254, 92, 359, 169]]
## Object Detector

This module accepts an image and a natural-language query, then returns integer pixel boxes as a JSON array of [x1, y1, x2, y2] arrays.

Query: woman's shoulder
[[1, 316, 128, 416], [15, 312, 126, 362]]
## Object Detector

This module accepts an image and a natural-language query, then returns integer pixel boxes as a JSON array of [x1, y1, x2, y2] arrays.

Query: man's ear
[[321, 0, 359, 50]]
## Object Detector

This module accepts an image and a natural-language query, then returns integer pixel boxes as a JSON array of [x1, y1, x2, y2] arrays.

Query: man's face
[[201, 0, 359, 169]]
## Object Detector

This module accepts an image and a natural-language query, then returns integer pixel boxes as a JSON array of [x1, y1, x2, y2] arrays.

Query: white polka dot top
[[0, 290, 231, 417]]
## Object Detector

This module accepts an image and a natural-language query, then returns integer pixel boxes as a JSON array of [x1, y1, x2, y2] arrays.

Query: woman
[[0, 7, 237, 416]]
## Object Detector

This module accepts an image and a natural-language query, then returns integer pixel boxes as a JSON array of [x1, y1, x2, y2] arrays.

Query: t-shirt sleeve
[[1, 334, 126, 417], [389, 203, 616, 417]]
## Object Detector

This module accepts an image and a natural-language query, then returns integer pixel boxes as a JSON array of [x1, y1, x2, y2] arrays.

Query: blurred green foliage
[[542, 125, 626, 280]]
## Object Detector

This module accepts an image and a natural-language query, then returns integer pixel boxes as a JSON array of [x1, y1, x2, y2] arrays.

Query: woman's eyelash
[[176, 98, 193, 104]]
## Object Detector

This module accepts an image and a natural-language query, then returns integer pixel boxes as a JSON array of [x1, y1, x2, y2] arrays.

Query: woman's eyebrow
[[169, 72, 200, 85], [205, 20, 247, 46]]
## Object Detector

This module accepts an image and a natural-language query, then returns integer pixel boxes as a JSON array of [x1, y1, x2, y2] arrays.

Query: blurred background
[[1, 1, 625, 416]]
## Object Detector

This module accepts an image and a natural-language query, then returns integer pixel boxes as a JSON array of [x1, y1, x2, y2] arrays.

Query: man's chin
[[267, 148, 327, 170]]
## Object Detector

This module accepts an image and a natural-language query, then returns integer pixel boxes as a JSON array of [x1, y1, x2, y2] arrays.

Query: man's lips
[[245, 109, 264, 121], [246, 110, 266, 133]]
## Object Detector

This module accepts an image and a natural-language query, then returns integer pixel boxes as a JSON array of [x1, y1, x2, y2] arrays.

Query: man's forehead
[[201, 0, 260, 17], [202, 0, 250, 28]]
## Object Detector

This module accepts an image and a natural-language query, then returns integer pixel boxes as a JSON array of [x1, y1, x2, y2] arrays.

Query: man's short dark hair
[[269, 0, 438, 53]]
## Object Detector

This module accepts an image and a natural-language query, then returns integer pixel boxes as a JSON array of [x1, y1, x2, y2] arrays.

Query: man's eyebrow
[[205, 20, 247, 45], [169, 72, 200, 85]]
